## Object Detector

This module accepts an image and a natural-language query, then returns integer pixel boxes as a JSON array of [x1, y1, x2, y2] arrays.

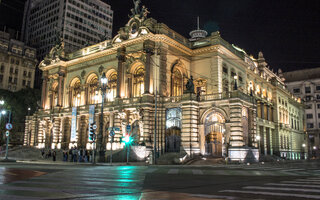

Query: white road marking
[[266, 183, 320, 188], [220, 190, 320, 199], [282, 181, 320, 185], [192, 169, 203, 175], [191, 194, 236, 199], [168, 169, 179, 174], [244, 186, 320, 193]]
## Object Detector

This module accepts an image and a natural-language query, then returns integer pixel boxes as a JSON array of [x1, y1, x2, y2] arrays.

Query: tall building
[[21, 0, 113, 60], [283, 68, 320, 157], [0, 30, 37, 91], [24, 3, 306, 162]]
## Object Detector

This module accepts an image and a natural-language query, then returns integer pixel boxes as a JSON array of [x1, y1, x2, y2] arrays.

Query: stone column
[[159, 46, 168, 96], [229, 103, 244, 147], [116, 47, 126, 98], [142, 107, 151, 146], [52, 117, 61, 149], [181, 94, 200, 155], [41, 71, 49, 109], [143, 40, 155, 94], [57, 69, 65, 107]]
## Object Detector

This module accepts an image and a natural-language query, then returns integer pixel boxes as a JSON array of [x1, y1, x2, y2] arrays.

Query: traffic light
[[89, 122, 96, 141], [124, 134, 132, 145]]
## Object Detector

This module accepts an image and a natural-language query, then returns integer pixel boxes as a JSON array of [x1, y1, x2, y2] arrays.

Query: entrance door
[[204, 112, 225, 157], [165, 127, 181, 152]]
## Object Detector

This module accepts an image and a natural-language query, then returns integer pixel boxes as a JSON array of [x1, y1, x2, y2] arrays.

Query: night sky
[[1, 0, 320, 72]]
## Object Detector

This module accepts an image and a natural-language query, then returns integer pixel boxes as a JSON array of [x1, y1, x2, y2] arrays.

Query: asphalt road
[[0, 161, 319, 199]]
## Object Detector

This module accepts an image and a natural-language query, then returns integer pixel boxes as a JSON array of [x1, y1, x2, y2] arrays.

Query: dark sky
[[1, 0, 320, 72]]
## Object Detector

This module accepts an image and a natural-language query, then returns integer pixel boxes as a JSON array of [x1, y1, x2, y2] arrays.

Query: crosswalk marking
[[220, 190, 320, 199], [266, 183, 320, 188], [192, 169, 203, 175], [244, 186, 320, 193], [282, 181, 320, 185], [168, 169, 179, 174]]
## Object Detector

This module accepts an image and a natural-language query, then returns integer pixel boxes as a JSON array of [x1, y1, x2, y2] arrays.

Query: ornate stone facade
[[24, 5, 306, 162]]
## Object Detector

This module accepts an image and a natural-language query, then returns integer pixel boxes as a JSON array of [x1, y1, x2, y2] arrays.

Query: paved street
[[0, 161, 319, 199]]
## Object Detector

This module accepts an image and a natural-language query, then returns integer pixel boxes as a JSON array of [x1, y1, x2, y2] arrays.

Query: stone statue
[[46, 28, 65, 61], [133, 0, 141, 15], [186, 76, 195, 93]]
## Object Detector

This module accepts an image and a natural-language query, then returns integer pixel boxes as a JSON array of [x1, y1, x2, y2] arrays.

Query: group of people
[[41, 149, 57, 161], [63, 147, 94, 163], [41, 147, 95, 162]]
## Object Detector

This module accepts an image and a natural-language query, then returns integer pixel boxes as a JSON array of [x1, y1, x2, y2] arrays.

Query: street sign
[[126, 125, 131, 133], [109, 127, 120, 132], [92, 124, 97, 129], [5, 131, 9, 137], [5, 123, 12, 130], [109, 130, 115, 137]]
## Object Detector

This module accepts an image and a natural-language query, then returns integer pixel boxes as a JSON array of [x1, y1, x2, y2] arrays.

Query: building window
[[305, 87, 311, 93], [10, 67, 13, 73], [307, 123, 314, 128], [317, 94, 320, 100], [8, 77, 12, 83], [223, 65, 228, 74], [172, 68, 183, 97], [23, 80, 26, 86], [307, 114, 313, 119], [107, 72, 117, 101], [133, 66, 145, 97], [87, 75, 98, 104], [318, 113, 320, 118], [15, 69, 18, 74], [293, 88, 300, 93], [318, 104, 320, 109], [316, 85, 320, 91], [194, 78, 207, 96], [306, 104, 312, 109], [0, 74, 3, 82], [306, 96, 312, 101], [0, 64, 4, 72]]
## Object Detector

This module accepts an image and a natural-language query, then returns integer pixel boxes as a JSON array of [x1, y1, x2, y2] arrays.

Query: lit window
[[133, 66, 145, 97], [172, 68, 183, 97], [107, 72, 117, 101]]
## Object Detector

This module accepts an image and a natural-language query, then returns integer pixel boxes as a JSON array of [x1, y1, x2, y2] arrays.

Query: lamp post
[[28, 107, 31, 116], [256, 135, 261, 161], [1, 109, 12, 160], [233, 75, 238, 91], [97, 72, 108, 163], [302, 143, 306, 159]]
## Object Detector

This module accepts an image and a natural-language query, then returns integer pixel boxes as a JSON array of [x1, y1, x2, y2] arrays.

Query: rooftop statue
[[129, 0, 149, 19]]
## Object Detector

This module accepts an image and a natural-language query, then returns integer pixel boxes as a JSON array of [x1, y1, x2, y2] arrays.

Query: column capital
[[117, 46, 126, 62], [143, 40, 155, 54]]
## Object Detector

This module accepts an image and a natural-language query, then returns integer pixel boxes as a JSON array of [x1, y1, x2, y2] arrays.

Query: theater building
[[24, 5, 306, 161]]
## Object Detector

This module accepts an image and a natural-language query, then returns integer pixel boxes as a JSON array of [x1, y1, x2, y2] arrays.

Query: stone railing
[[163, 96, 182, 103]]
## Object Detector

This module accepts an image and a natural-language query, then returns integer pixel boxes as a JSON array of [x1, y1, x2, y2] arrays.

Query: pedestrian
[[73, 148, 77, 162], [69, 147, 73, 162], [48, 149, 52, 158], [84, 150, 88, 162], [53, 150, 56, 162], [41, 149, 45, 158]]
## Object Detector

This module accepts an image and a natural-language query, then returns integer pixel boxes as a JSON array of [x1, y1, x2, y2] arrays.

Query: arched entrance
[[165, 108, 182, 152], [204, 112, 226, 157], [131, 120, 140, 145]]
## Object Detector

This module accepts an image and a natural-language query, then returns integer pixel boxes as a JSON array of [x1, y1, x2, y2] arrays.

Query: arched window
[[172, 68, 183, 96], [133, 66, 145, 97], [70, 79, 81, 107], [87, 74, 99, 104], [107, 72, 117, 101], [51, 82, 58, 108]]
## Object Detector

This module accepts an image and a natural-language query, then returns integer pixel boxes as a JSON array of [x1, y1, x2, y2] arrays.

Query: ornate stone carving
[[81, 70, 86, 79]]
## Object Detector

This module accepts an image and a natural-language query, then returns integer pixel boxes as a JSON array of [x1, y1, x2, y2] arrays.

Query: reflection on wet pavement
[[0, 167, 47, 184]]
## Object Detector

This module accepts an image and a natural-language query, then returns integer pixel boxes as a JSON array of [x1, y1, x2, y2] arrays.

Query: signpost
[[109, 129, 115, 165], [5, 123, 12, 130], [5, 123, 12, 160]]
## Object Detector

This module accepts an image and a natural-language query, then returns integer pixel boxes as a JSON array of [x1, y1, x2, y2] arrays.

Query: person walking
[[53, 150, 56, 162]]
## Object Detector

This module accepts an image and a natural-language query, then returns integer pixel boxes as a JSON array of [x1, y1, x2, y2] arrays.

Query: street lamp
[[0, 100, 4, 105], [233, 75, 238, 90], [256, 135, 261, 159], [96, 72, 108, 163]]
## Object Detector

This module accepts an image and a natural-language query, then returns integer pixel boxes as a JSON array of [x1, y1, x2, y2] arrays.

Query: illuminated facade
[[24, 6, 306, 161], [283, 68, 320, 157]]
